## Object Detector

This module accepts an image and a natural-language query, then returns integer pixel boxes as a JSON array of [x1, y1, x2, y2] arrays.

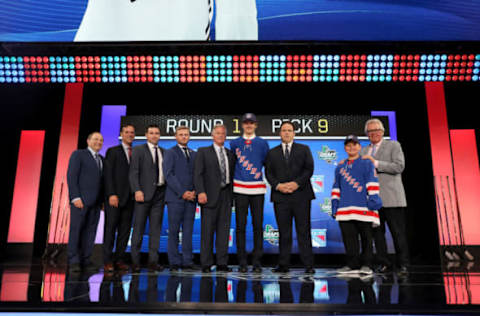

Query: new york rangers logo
[[311, 229, 327, 248], [311, 175, 325, 193]]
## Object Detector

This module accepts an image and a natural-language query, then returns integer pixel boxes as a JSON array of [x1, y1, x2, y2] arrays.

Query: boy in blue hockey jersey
[[331, 135, 382, 275], [229, 113, 269, 273]]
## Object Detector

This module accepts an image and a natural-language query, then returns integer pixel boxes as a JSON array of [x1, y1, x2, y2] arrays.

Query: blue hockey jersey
[[331, 157, 382, 225]]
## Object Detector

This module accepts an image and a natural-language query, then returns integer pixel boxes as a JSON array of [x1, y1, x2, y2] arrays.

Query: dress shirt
[[367, 139, 382, 168], [147, 141, 165, 186], [122, 142, 132, 163], [213, 143, 230, 185]]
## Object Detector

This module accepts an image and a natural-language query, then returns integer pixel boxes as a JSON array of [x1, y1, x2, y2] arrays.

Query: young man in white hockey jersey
[[230, 113, 269, 273], [75, 0, 258, 41], [331, 135, 382, 275]]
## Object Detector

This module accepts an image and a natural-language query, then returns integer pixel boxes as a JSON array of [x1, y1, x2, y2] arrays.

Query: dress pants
[[200, 187, 232, 268], [339, 220, 373, 269], [130, 186, 165, 265], [67, 204, 101, 265], [103, 199, 134, 264], [234, 193, 264, 267], [273, 199, 313, 268], [167, 200, 196, 266], [373, 207, 409, 267]]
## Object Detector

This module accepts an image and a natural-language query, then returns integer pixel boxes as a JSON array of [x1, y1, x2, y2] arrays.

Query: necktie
[[182, 147, 190, 162], [219, 147, 227, 187], [371, 144, 377, 157], [94, 153, 102, 171], [284, 144, 290, 161], [154, 146, 160, 184], [127, 147, 132, 162]]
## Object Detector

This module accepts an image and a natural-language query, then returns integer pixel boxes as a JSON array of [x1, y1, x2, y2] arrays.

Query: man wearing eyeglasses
[[361, 118, 409, 275]]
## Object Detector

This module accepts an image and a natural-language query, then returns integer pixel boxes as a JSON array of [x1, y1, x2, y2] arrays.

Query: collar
[[282, 141, 293, 149], [87, 147, 98, 156], [122, 142, 131, 150], [371, 139, 383, 148], [177, 144, 188, 150], [147, 141, 158, 149], [243, 134, 256, 140], [213, 143, 225, 152]]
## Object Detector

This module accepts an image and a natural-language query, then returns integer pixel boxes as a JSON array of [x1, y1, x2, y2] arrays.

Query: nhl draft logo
[[320, 197, 332, 215], [311, 175, 325, 193], [317, 145, 337, 164], [263, 224, 280, 246], [311, 229, 327, 248]]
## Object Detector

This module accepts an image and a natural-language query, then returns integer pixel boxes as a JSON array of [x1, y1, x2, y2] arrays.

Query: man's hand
[[73, 199, 84, 209], [182, 191, 196, 201], [109, 195, 119, 208], [277, 182, 298, 194], [198, 192, 208, 205], [362, 155, 376, 164], [135, 191, 145, 203], [285, 181, 299, 192]]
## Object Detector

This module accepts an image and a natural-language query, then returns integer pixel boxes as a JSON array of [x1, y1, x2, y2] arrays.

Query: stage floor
[[1, 261, 479, 315]]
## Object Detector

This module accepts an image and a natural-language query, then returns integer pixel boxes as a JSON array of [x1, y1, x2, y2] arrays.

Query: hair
[[87, 131, 102, 140], [175, 125, 190, 134], [120, 124, 136, 133], [212, 124, 227, 135], [279, 121, 296, 131], [145, 124, 161, 134], [364, 118, 385, 134]]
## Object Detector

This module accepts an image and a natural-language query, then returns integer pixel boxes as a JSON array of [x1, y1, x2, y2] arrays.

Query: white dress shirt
[[147, 141, 164, 186], [213, 143, 230, 185]]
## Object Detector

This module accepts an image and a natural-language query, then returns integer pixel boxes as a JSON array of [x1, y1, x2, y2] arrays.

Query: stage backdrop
[[110, 114, 395, 254], [0, 1, 479, 41]]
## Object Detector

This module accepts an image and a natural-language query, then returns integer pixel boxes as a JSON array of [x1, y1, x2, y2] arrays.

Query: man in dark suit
[[67, 131, 104, 273], [265, 121, 315, 274], [103, 124, 135, 273], [129, 124, 166, 272], [163, 126, 197, 271], [194, 124, 236, 272]]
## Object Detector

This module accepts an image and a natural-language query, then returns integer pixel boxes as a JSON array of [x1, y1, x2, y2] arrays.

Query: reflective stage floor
[[1, 261, 480, 315]]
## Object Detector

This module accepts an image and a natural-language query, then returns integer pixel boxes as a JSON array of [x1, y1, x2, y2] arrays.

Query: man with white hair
[[360, 118, 409, 275]]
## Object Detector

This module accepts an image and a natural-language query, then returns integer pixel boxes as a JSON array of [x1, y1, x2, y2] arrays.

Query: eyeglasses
[[367, 129, 383, 133]]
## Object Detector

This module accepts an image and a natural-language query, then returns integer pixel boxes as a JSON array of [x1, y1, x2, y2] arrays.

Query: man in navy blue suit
[[67, 132, 104, 273], [163, 126, 197, 271]]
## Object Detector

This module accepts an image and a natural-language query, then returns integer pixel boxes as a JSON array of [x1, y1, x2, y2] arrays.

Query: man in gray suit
[[129, 124, 166, 272], [361, 118, 409, 274]]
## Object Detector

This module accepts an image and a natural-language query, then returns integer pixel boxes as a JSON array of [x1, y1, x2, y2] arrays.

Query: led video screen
[[1, 0, 480, 41]]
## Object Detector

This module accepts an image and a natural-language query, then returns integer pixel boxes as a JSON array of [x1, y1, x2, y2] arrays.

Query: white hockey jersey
[[74, 0, 258, 41]]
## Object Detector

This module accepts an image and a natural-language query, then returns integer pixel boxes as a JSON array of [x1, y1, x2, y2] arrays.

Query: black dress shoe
[[238, 265, 248, 273], [131, 264, 141, 273], [272, 266, 289, 273], [252, 266, 262, 273], [201, 266, 212, 273], [375, 264, 391, 273], [398, 265, 409, 275], [69, 263, 82, 273], [182, 265, 197, 271], [217, 265, 232, 272], [305, 267, 315, 274], [148, 263, 164, 272]]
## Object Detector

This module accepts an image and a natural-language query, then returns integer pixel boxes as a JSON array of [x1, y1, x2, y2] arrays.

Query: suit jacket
[[163, 145, 197, 204], [104, 144, 132, 208], [360, 139, 407, 207], [129, 143, 166, 202], [193, 145, 235, 208], [265, 142, 315, 203], [67, 148, 104, 207]]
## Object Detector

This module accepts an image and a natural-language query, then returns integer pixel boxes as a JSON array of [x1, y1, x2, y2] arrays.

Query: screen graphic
[[1, 1, 479, 41]]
